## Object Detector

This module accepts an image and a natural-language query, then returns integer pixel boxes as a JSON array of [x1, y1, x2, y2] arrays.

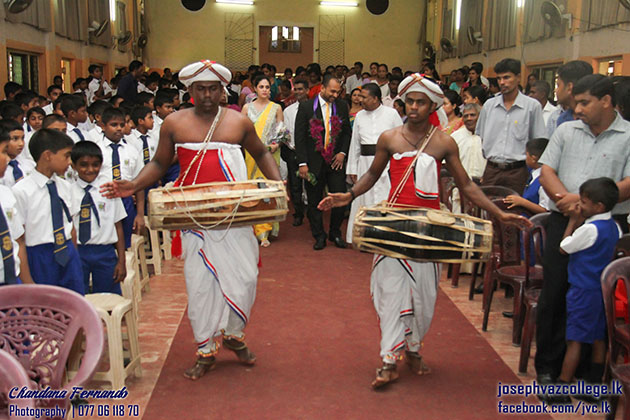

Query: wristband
[[349, 189, 356, 202]]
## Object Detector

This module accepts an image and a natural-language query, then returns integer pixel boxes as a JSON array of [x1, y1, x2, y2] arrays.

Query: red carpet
[[144, 219, 548, 419]]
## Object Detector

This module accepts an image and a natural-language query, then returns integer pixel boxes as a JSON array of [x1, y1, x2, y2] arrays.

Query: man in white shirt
[[346, 83, 403, 242], [382, 74, 402, 108], [345, 61, 363, 95], [281, 79, 309, 226], [528, 80, 558, 126]]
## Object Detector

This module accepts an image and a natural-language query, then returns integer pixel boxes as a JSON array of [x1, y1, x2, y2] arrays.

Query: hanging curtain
[[5, 0, 52, 31], [487, 0, 517, 50]]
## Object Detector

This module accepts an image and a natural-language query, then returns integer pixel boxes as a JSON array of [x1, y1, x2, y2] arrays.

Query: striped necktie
[[79, 185, 100, 244], [73, 128, 85, 141], [46, 181, 70, 266], [324, 102, 331, 148], [140, 134, 150, 165], [110, 143, 121, 180], [0, 202, 16, 284], [8, 160, 23, 182]]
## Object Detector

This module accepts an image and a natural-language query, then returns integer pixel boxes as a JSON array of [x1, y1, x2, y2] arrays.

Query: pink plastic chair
[[0, 349, 34, 420], [0, 285, 104, 418]]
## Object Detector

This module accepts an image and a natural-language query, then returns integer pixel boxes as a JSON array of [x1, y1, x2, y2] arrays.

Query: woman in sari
[[242, 75, 288, 247]]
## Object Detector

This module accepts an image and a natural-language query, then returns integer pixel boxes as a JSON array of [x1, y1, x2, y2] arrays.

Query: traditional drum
[[353, 204, 493, 263], [148, 180, 288, 230]]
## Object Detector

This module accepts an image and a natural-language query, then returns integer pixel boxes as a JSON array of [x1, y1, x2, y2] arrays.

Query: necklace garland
[[310, 99, 342, 164]]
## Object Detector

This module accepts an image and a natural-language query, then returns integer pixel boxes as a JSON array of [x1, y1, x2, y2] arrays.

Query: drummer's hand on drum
[[499, 212, 533, 229], [331, 153, 345, 171], [318, 192, 352, 211], [100, 180, 136, 199]]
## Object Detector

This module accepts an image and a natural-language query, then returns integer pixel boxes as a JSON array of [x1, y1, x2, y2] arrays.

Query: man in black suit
[[295, 74, 351, 250]]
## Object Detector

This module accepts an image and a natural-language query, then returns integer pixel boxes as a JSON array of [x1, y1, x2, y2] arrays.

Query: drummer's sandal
[[222, 336, 257, 365], [371, 363, 399, 389], [183, 355, 216, 380], [405, 351, 431, 376]]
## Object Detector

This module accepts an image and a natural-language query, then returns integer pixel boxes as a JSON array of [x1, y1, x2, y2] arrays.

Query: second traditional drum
[[353, 204, 492, 263]]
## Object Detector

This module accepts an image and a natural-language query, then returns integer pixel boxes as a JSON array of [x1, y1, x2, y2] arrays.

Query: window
[[4, 0, 52, 31], [530, 63, 561, 101], [55, 0, 86, 41], [269, 26, 301, 53], [440, 0, 456, 59], [115, 1, 129, 52], [582, 0, 630, 30], [597, 57, 623, 76], [8, 50, 39, 93], [487, 0, 517, 50], [88, 0, 112, 47], [523, 0, 567, 43]]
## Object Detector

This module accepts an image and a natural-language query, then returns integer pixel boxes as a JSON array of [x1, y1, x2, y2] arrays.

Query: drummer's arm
[[445, 137, 531, 228], [242, 118, 282, 181]]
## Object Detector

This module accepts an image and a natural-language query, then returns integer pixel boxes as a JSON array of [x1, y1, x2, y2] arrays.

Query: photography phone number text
[[71, 404, 139, 418]]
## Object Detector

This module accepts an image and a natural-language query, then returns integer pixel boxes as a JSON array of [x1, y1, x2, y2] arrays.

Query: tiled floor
[[81, 259, 617, 419]]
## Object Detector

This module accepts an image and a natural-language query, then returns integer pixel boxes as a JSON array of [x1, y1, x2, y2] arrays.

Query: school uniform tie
[[324, 102, 331, 148], [79, 185, 100, 244], [73, 128, 85, 141], [110, 143, 122, 180], [140, 135, 150, 165], [46, 181, 70, 267], [0, 202, 17, 284], [8, 160, 23, 182]]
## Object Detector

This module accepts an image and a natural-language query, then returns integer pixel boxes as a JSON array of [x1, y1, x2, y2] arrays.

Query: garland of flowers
[[310, 101, 342, 164]]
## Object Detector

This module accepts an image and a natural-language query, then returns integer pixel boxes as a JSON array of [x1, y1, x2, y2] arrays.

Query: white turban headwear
[[398, 73, 444, 108], [179, 60, 232, 88]]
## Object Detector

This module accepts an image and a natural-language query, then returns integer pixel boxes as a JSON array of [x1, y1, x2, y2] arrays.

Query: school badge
[[81, 208, 90, 219], [113, 168, 121, 178], [55, 232, 64, 245], [2, 236, 12, 252]]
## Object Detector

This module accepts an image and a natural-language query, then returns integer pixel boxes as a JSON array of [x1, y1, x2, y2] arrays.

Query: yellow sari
[[244, 101, 282, 242]]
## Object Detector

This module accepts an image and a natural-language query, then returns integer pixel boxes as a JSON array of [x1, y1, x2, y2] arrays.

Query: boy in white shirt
[[13, 129, 84, 294], [71, 141, 126, 294], [61, 95, 89, 143], [0, 120, 34, 187], [86, 100, 113, 145], [86, 64, 113, 105], [98, 107, 145, 248], [0, 127, 28, 285]]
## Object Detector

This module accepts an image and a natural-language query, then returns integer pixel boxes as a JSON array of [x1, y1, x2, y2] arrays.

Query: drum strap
[[388, 126, 437, 207], [176, 106, 225, 186]]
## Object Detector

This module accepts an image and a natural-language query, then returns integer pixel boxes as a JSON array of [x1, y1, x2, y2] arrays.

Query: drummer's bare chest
[[171, 116, 242, 145]]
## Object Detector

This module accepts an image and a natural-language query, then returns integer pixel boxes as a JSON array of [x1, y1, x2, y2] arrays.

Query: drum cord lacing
[[162, 107, 247, 238]]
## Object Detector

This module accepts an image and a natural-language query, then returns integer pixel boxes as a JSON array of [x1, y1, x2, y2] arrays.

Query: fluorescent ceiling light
[[320, 1, 358, 6], [216, 0, 254, 4]]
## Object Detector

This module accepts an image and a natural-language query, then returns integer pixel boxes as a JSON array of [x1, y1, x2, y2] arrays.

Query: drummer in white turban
[[319, 73, 530, 389], [101, 60, 282, 380]]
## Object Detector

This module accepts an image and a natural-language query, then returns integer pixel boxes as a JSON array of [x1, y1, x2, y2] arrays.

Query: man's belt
[[360, 145, 376, 156], [487, 160, 526, 170]]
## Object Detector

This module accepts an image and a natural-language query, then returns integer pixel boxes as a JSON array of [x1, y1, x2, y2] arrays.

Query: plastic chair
[[516, 212, 549, 374], [481, 199, 542, 345], [144, 216, 163, 275], [78, 253, 142, 389], [0, 349, 34, 420], [601, 257, 630, 420], [131, 234, 150, 296], [0, 285, 104, 418]]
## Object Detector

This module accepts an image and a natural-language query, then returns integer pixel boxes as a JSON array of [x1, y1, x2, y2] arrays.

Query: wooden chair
[[78, 253, 142, 389], [131, 234, 151, 296], [481, 199, 542, 345], [601, 257, 630, 420]]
